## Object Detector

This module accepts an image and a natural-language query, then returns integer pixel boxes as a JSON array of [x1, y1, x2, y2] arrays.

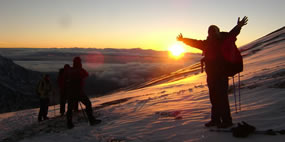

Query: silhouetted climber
[[58, 64, 71, 116], [65, 56, 100, 129], [177, 16, 248, 128], [37, 74, 53, 122]]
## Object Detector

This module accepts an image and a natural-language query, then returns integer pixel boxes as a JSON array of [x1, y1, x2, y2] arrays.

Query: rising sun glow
[[168, 43, 186, 59]]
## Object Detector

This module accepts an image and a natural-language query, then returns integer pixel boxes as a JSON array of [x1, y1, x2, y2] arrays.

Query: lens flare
[[83, 52, 105, 69]]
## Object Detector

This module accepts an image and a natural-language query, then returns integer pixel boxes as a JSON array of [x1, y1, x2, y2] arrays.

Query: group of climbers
[[36, 56, 100, 129]]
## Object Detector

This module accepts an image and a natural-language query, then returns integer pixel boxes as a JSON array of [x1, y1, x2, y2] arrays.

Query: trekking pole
[[79, 102, 88, 122], [53, 92, 56, 118], [54, 105, 56, 118], [232, 76, 237, 113], [238, 73, 241, 111]]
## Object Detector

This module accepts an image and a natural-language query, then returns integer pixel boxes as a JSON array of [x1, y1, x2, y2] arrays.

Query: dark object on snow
[[231, 121, 256, 137], [210, 121, 285, 137], [255, 129, 285, 135]]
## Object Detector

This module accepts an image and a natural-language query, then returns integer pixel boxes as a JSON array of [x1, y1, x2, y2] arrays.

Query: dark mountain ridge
[[0, 55, 41, 113]]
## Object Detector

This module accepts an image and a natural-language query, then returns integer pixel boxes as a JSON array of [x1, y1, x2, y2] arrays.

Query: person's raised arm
[[237, 16, 248, 28], [229, 16, 248, 37], [177, 33, 205, 51]]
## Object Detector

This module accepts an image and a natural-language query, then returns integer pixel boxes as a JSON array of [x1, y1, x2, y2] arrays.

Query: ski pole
[[53, 91, 56, 118], [54, 105, 56, 117], [233, 76, 237, 113], [238, 73, 241, 111], [53, 97, 56, 127], [79, 102, 88, 122]]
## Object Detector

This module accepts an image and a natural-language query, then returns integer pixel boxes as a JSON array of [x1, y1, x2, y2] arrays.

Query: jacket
[[182, 25, 241, 77], [37, 79, 52, 99]]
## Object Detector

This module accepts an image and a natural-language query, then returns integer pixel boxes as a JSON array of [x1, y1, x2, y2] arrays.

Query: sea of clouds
[[0, 48, 201, 95]]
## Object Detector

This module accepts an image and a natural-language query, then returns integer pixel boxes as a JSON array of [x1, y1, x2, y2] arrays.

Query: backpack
[[200, 34, 243, 77], [65, 68, 82, 89], [221, 35, 243, 77]]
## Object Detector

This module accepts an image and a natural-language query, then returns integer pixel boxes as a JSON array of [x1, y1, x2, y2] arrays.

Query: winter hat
[[208, 25, 220, 37]]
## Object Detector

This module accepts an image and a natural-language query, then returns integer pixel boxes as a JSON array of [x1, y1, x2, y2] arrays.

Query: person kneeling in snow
[[65, 56, 100, 129], [177, 17, 248, 128]]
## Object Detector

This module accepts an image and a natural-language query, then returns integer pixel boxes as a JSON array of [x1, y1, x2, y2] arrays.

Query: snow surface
[[0, 28, 285, 142]]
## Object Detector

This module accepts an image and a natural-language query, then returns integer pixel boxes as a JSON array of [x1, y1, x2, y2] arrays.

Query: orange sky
[[0, 0, 284, 53]]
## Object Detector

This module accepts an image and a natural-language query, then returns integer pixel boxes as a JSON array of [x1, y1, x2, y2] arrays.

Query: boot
[[205, 120, 221, 127], [88, 115, 101, 126], [38, 116, 42, 122], [67, 117, 74, 129], [89, 118, 101, 126], [43, 116, 49, 120], [217, 121, 233, 128], [67, 121, 74, 129]]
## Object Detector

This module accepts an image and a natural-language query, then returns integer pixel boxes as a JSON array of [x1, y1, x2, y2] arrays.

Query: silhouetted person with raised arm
[[65, 56, 100, 129], [177, 17, 248, 128]]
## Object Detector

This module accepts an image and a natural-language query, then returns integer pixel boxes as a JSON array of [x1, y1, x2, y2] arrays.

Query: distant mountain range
[[0, 55, 41, 113], [0, 47, 199, 65]]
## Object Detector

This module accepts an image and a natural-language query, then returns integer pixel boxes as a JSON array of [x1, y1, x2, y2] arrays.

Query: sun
[[168, 43, 186, 59]]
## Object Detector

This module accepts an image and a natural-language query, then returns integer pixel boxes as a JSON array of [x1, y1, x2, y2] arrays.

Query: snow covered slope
[[0, 27, 285, 142]]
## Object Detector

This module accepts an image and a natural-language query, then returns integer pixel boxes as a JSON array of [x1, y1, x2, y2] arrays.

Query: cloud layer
[[0, 48, 201, 95]]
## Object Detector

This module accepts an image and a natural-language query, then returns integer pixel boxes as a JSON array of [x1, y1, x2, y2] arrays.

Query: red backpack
[[200, 35, 243, 77], [221, 36, 243, 77]]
